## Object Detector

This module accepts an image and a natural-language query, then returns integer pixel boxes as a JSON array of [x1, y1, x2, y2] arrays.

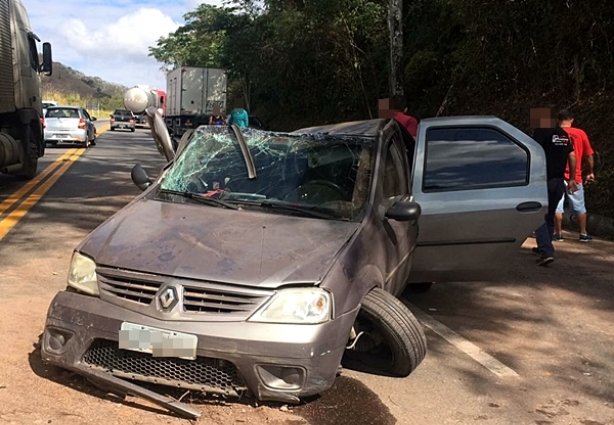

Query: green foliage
[[42, 62, 126, 111], [150, 0, 389, 129], [149, 0, 614, 216]]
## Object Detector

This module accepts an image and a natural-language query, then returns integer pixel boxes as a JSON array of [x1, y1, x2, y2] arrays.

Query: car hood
[[80, 198, 360, 289]]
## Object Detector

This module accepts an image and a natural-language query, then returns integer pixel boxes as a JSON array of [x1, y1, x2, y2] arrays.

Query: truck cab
[[0, 0, 52, 179]]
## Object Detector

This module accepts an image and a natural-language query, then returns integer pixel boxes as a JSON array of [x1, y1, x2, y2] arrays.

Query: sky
[[21, 0, 224, 90]]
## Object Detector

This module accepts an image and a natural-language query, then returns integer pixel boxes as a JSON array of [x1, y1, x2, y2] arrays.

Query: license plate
[[118, 322, 197, 360]]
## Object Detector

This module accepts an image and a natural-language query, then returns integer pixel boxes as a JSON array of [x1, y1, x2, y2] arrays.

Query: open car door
[[408, 116, 547, 283]]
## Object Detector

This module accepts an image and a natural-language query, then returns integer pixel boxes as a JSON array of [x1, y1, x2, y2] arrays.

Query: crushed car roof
[[292, 119, 387, 137]]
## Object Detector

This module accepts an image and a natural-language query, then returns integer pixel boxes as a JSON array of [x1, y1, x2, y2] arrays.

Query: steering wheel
[[292, 179, 349, 203]]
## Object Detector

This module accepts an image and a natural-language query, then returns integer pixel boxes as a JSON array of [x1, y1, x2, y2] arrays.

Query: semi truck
[[164, 67, 227, 138], [0, 0, 52, 179], [123, 85, 166, 127]]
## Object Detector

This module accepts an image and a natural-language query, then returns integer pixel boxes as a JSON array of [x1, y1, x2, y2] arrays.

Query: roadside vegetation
[[41, 90, 113, 120], [41, 62, 125, 117], [149, 0, 614, 218]]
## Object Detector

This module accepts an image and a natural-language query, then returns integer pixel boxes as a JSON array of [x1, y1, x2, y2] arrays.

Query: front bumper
[[41, 290, 357, 403]]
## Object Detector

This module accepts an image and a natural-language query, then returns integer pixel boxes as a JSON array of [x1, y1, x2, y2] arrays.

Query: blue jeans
[[536, 178, 565, 257]]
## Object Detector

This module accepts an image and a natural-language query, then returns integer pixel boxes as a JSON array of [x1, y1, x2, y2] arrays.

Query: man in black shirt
[[531, 108, 577, 266]]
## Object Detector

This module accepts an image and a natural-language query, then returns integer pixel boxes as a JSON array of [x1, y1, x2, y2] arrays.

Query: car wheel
[[83, 137, 90, 149], [342, 287, 427, 377], [131, 128, 135, 132], [110, 127, 115, 131]]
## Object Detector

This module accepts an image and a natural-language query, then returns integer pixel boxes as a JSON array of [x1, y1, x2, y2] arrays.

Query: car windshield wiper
[[252, 199, 341, 220], [159, 189, 240, 210]]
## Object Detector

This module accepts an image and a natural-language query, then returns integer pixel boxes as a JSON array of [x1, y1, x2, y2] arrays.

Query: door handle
[[516, 201, 542, 212]]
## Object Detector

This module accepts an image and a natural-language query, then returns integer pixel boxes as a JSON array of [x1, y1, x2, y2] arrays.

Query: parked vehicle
[[42, 100, 57, 117], [165, 67, 227, 138], [44, 106, 97, 148], [110, 109, 135, 132], [0, 0, 52, 179], [41, 110, 548, 418]]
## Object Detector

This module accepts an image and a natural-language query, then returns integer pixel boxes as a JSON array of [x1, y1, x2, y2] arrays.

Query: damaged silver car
[[41, 109, 547, 418]]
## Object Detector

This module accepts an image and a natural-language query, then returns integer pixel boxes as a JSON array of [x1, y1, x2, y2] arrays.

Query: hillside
[[41, 62, 127, 110]]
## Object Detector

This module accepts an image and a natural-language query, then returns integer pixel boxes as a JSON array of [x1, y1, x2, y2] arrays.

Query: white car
[[44, 106, 97, 148]]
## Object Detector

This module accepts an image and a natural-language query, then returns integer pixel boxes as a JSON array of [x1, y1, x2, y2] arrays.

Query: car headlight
[[249, 287, 332, 324], [67, 251, 99, 296]]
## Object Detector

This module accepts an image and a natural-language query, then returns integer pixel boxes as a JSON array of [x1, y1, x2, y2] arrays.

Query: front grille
[[97, 268, 162, 305], [96, 267, 272, 318], [183, 284, 270, 315], [82, 339, 247, 396]]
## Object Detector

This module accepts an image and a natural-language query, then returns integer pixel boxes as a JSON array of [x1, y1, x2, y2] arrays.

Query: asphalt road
[[0, 129, 613, 425]]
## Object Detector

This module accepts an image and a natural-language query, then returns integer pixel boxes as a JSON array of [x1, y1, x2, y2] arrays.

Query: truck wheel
[[343, 287, 427, 377], [19, 122, 39, 179]]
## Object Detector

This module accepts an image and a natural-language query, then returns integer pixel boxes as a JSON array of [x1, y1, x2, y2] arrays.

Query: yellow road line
[[0, 148, 85, 240], [97, 123, 110, 136], [0, 148, 78, 217]]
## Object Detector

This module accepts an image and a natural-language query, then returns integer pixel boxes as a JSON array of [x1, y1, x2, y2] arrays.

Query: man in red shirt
[[391, 95, 418, 139], [554, 110, 596, 242]]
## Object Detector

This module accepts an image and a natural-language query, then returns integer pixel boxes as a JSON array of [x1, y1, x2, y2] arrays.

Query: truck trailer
[[0, 0, 52, 179], [123, 86, 166, 127], [165, 67, 227, 138]]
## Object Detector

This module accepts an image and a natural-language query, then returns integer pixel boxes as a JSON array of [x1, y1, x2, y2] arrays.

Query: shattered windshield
[[159, 127, 374, 221]]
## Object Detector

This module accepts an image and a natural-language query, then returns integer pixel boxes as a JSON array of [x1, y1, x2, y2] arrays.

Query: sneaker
[[552, 233, 564, 242], [579, 234, 592, 242], [536, 255, 554, 267], [531, 247, 541, 255]]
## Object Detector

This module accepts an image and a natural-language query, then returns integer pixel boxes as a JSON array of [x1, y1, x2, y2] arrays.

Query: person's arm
[[583, 133, 596, 183], [567, 151, 578, 193], [585, 154, 595, 183]]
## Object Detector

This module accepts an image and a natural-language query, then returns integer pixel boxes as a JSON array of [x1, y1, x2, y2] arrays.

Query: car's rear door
[[409, 116, 547, 283]]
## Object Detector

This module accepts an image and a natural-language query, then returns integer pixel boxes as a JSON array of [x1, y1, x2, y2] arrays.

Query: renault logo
[[159, 286, 178, 310]]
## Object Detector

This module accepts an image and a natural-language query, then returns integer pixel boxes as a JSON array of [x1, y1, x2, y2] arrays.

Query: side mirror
[[385, 199, 421, 222], [145, 106, 175, 162], [41, 42, 52, 76], [131, 164, 152, 191], [91, 117, 97, 121]]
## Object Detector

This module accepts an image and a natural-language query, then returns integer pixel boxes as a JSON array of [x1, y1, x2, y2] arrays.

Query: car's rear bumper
[[41, 290, 357, 403], [111, 121, 135, 130], [44, 129, 87, 142]]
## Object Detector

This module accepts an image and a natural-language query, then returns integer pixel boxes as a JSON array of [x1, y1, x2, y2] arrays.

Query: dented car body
[[41, 115, 547, 417]]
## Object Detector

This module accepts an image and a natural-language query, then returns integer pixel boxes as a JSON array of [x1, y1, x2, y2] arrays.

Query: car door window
[[423, 127, 528, 192], [383, 141, 408, 198]]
